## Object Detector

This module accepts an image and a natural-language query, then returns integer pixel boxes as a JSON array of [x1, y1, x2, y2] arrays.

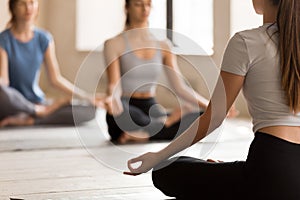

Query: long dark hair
[[276, 0, 300, 112], [7, 0, 19, 28], [124, 0, 151, 30], [125, 0, 130, 28]]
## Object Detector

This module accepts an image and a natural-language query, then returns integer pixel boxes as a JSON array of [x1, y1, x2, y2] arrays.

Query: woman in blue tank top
[[0, 0, 102, 127], [103, 0, 238, 144]]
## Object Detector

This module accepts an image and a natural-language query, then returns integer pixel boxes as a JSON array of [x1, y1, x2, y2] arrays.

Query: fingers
[[114, 105, 124, 116], [128, 156, 142, 165], [104, 98, 114, 114], [0, 119, 7, 127], [127, 158, 139, 171], [206, 159, 224, 163], [127, 156, 145, 173], [105, 98, 123, 116], [123, 171, 141, 176], [127, 152, 157, 174], [95, 101, 106, 108], [93, 93, 107, 108], [207, 159, 216, 162]]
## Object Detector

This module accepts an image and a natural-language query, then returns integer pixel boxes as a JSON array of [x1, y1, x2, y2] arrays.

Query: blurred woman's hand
[[125, 152, 161, 175], [92, 93, 107, 108], [227, 105, 240, 118], [105, 95, 124, 116]]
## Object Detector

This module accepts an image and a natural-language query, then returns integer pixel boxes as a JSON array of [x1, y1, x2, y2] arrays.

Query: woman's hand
[[105, 95, 123, 116], [207, 159, 224, 163], [91, 93, 107, 108], [226, 105, 240, 118], [125, 152, 162, 175]]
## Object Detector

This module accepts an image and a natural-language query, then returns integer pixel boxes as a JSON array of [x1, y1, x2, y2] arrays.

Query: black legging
[[106, 97, 203, 141], [0, 84, 95, 125], [152, 132, 300, 199]]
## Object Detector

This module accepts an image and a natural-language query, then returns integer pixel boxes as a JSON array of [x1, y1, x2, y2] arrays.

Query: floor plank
[[0, 109, 253, 200]]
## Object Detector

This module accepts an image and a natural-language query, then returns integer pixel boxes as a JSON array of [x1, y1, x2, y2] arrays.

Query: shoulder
[[158, 39, 173, 57], [221, 30, 253, 75], [34, 27, 53, 43], [227, 24, 277, 57], [225, 28, 261, 53], [104, 32, 126, 55], [0, 29, 10, 42], [0, 29, 10, 38], [0, 29, 11, 50], [159, 39, 173, 51], [232, 24, 274, 45], [158, 39, 176, 61], [226, 32, 247, 50], [34, 28, 53, 53], [104, 33, 124, 46]]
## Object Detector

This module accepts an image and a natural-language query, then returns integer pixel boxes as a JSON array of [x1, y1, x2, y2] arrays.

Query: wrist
[[157, 148, 171, 162]]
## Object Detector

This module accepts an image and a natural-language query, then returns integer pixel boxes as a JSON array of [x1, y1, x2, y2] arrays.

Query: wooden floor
[[0, 109, 253, 200]]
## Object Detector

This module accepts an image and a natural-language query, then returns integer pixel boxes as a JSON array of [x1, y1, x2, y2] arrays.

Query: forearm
[[127, 72, 243, 174], [0, 49, 9, 86], [159, 104, 224, 161], [159, 118, 202, 161], [106, 83, 122, 97], [177, 85, 209, 109], [52, 76, 91, 100]]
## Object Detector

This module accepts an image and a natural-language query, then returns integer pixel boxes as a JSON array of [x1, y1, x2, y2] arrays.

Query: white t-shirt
[[221, 23, 300, 132]]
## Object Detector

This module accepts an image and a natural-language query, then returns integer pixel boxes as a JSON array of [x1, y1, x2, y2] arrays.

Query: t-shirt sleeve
[[0, 32, 8, 51], [221, 33, 250, 76], [38, 29, 53, 53]]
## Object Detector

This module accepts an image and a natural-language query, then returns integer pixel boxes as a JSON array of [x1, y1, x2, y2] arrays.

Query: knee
[[152, 167, 163, 187], [152, 158, 176, 188], [0, 84, 9, 102], [152, 168, 169, 194], [152, 161, 178, 198], [106, 114, 123, 141], [0, 84, 5, 96]]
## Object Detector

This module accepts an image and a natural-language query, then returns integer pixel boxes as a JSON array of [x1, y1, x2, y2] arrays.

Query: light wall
[[231, 0, 262, 36], [0, 0, 10, 30], [0, 0, 257, 118]]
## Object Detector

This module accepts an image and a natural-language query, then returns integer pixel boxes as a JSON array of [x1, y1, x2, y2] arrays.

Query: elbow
[[212, 119, 224, 131], [49, 77, 61, 88], [203, 105, 227, 137], [209, 112, 226, 132]]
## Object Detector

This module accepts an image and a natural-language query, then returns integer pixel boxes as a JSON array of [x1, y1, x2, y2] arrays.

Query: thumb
[[128, 156, 143, 171]]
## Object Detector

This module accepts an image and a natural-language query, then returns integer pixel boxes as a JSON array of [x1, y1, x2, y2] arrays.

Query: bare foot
[[0, 113, 34, 127], [35, 98, 71, 117], [164, 107, 182, 127], [164, 105, 193, 127], [117, 131, 150, 144]]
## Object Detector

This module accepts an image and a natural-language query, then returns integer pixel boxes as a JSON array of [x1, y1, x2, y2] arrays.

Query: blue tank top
[[0, 28, 52, 103], [119, 33, 163, 94]]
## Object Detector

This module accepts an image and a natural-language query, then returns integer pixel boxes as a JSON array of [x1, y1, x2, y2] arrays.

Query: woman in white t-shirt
[[125, 0, 300, 199]]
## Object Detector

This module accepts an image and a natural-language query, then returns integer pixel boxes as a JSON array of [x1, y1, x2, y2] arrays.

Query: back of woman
[[222, 22, 300, 199], [222, 23, 300, 136]]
